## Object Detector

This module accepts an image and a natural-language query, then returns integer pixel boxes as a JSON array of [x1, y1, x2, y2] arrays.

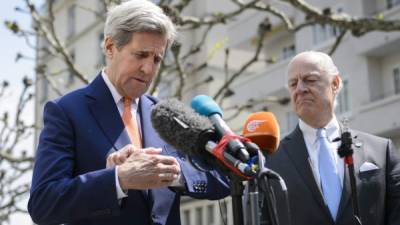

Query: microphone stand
[[199, 133, 282, 225], [205, 142, 246, 225], [230, 174, 245, 225], [336, 119, 362, 225], [243, 179, 262, 225], [245, 179, 260, 225], [257, 150, 281, 225], [258, 168, 280, 225], [225, 151, 280, 225]]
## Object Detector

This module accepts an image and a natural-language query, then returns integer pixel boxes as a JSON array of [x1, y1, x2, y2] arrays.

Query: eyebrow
[[288, 78, 297, 85], [292, 73, 320, 80], [137, 48, 165, 57], [288, 73, 319, 84]]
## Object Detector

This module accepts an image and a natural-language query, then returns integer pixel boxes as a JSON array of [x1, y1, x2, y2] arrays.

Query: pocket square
[[359, 162, 379, 172]]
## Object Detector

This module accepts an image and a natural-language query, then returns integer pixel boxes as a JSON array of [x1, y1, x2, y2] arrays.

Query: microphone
[[242, 112, 280, 155], [191, 95, 250, 162], [335, 119, 361, 223], [151, 98, 255, 178]]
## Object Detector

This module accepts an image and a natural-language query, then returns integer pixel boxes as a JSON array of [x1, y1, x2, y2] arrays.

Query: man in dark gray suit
[[266, 51, 400, 225]]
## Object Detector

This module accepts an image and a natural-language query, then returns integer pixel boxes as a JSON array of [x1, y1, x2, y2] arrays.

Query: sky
[[0, 1, 37, 87], [0, 1, 43, 224]]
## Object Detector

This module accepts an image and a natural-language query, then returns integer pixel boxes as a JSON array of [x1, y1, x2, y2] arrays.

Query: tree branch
[[25, 0, 89, 84], [329, 29, 347, 55]]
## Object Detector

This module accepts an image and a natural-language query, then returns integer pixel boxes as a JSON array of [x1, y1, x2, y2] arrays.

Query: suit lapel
[[138, 96, 168, 149], [138, 96, 176, 224], [284, 126, 333, 221], [85, 74, 130, 152], [337, 161, 351, 220]]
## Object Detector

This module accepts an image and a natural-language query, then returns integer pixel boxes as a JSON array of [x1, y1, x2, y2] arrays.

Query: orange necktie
[[122, 97, 142, 149]]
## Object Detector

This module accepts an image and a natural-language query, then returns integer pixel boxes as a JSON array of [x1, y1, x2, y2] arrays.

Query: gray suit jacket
[[264, 125, 400, 225]]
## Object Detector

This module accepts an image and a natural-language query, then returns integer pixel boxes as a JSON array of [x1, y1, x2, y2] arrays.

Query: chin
[[298, 108, 315, 118]]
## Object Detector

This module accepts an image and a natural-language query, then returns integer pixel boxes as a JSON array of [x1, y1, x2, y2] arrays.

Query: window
[[336, 79, 349, 114], [286, 111, 298, 134], [312, 7, 344, 45], [207, 205, 215, 225], [98, 0, 107, 14], [282, 44, 296, 60], [183, 210, 190, 225], [313, 24, 325, 44], [394, 67, 400, 94], [40, 77, 49, 103], [195, 207, 203, 225], [98, 32, 106, 67], [312, 24, 342, 44], [219, 201, 228, 225], [67, 4, 76, 38], [66, 50, 75, 87], [387, 0, 400, 9]]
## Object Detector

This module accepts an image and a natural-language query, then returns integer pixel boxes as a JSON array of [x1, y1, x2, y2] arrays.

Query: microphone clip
[[335, 118, 355, 164], [337, 131, 354, 159]]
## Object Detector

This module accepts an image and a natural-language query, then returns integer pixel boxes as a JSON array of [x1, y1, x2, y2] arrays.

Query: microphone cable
[[257, 150, 292, 225]]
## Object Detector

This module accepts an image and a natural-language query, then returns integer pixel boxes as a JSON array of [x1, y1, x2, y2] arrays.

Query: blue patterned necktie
[[317, 128, 342, 221]]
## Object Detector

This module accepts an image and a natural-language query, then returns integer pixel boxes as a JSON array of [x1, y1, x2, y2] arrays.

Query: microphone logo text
[[246, 120, 266, 132]]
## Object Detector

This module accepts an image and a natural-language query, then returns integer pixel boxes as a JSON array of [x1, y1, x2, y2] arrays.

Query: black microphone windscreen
[[151, 98, 215, 157]]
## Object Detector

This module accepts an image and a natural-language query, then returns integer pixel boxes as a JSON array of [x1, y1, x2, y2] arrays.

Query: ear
[[332, 74, 341, 93], [104, 37, 115, 59]]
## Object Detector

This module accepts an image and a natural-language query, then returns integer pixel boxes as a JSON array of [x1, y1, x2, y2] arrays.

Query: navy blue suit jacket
[[265, 126, 400, 225], [28, 74, 230, 225]]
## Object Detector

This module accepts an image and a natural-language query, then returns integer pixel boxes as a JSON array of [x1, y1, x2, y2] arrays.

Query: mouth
[[296, 99, 313, 105], [132, 77, 147, 84]]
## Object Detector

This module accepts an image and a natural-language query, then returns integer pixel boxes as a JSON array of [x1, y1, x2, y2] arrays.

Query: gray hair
[[287, 51, 343, 107], [287, 51, 343, 92], [103, 0, 177, 50]]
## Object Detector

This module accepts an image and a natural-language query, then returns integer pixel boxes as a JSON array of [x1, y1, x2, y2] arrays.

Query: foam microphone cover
[[242, 112, 280, 154], [151, 98, 216, 157]]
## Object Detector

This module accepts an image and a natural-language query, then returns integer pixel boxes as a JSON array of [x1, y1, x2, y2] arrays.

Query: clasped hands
[[106, 144, 181, 191]]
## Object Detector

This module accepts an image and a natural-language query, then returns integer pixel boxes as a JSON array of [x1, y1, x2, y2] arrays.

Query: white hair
[[287, 51, 344, 107], [103, 0, 177, 51]]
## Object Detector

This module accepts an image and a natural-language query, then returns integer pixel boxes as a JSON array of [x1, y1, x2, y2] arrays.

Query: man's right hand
[[115, 146, 181, 190], [106, 144, 136, 168]]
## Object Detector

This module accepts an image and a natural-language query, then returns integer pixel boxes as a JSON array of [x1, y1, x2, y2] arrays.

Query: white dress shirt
[[102, 70, 136, 200], [299, 118, 344, 190]]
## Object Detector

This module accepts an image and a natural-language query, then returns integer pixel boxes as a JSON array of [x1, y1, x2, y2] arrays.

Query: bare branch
[[280, 0, 400, 36], [177, 0, 260, 28], [171, 43, 186, 99], [181, 25, 213, 61], [25, 0, 89, 84], [38, 72, 64, 96], [75, 3, 104, 18], [328, 29, 347, 55], [149, 60, 167, 95], [213, 18, 269, 100]]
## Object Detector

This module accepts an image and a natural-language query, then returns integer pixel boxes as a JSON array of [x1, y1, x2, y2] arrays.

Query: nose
[[140, 58, 154, 75], [295, 80, 307, 93]]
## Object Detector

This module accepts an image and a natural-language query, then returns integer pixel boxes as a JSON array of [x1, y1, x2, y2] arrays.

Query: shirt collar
[[299, 117, 340, 144], [101, 69, 139, 105]]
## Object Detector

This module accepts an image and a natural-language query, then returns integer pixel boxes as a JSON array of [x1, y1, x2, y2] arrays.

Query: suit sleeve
[[178, 157, 230, 199], [386, 139, 400, 225], [28, 101, 121, 224], [163, 145, 230, 199]]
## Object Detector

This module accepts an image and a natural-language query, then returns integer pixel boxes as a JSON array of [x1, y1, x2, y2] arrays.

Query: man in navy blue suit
[[28, 1, 230, 224], [266, 51, 400, 225]]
